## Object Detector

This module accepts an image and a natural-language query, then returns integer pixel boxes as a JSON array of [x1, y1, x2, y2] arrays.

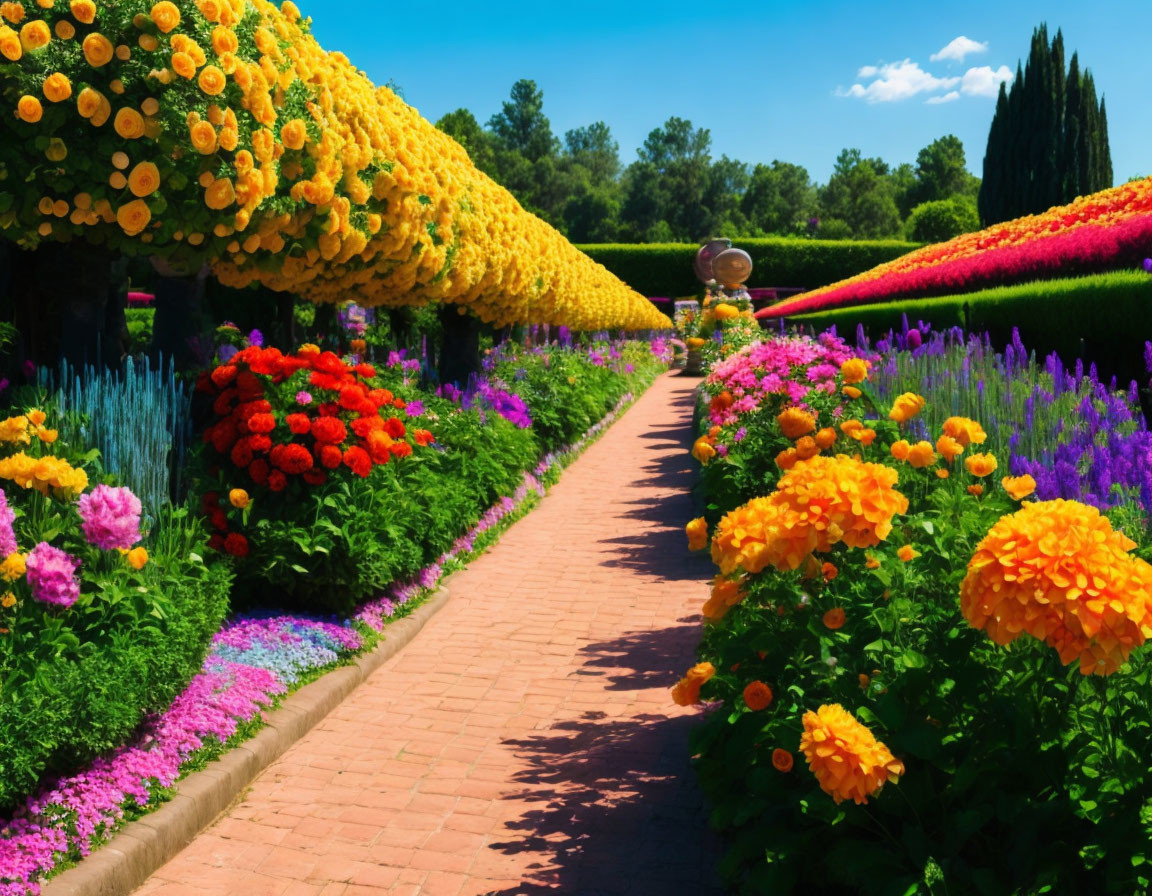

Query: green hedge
[[788, 271, 1152, 386], [577, 239, 920, 298]]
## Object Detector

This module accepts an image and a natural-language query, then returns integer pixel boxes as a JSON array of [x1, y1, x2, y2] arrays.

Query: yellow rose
[[888, 392, 926, 424], [189, 120, 217, 154], [0, 25, 21, 61], [19, 19, 50, 52], [685, 517, 708, 552], [70, 0, 97, 24], [128, 162, 160, 198], [82, 32, 114, 67], [114, 107, 145, 139], [204, 177, 235, 210], [198, 65, 226, 96], [16, 95, 42, 123], [76, 87, 104, 118], [116, 199, 152, 236], [280, 118, 308, 151], [840, 358, 870, 384], [171, 51, 197, 80], [150, 1, 181, 33], [228, 488, 250, 509], [211, 24, 237, 55], [42, 72, 72, 103]]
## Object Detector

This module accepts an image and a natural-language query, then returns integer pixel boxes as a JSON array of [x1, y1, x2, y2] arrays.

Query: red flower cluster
[[197, 345, 431, 493], [761, 177, 1152, 317]]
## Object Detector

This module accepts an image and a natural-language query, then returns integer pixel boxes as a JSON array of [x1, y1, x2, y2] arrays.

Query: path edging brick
[[41, 585, 455, 896]]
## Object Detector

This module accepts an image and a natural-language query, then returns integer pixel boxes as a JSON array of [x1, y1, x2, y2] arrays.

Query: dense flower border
[[760, 177, 1152, 317], [0, 386, 639, 896]]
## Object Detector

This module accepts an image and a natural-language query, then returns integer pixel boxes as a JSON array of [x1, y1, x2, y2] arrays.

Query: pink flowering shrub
[[23, 543, 80, 609], [76, 486, 142, 551]]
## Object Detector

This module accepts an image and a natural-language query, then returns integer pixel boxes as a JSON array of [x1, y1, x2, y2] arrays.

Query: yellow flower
[[961, 500, 1152, 675], [692, 437, 716, 465], [889, 439, 911, 461], [0, 415, 31, 444], [16, 95, 42, 123], [967, 484, 984, 497], [0, 2, 25, 24], [126, 547, 149, 570], [897, 545, 919, 562], [888, 392, 925, 423], [81, 32, 113, 67], [814, 428, 837, 450], [128, 162, 161, 198], [70, 0, 96, 24], [685, 517, 708, 552], [0, 552, 26, 582], [671, 662, 716, 706], [114, 108, 145, 139], [942, 416, 987, 448], [1001, 474, 1036, 500], [964, 453, 997, 478], [116, 200, 152, 237], [0, 24, 21, 61], [150, 1, 181, 33], [906, 441, 936, 468], [799, 704, 904, 804], [19, 20, 50, 52], [842, 386, 862, 399], [1, 592, 15, 608], [777, 407, 816, 440], [281, 118, 308, 150], [229, 488, 250, 510], [701, 575, 745, 622], [35, 427, 57, 443], [840, 358, 870, 384], [935, 434, 964, 463]]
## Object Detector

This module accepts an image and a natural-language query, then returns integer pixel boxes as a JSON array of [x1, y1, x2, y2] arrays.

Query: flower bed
[[762, 177, 1152, 318], [0, 361, 651, 895], [679, 331, 1152, 893]]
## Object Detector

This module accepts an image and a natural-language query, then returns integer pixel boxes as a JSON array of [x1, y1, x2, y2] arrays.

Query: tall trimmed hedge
[[577, 240, 920, 298], [788, 271, 1152, 388]]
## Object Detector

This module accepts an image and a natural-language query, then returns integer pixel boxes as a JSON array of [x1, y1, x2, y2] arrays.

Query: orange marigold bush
[[960, 499, 1152, 675]]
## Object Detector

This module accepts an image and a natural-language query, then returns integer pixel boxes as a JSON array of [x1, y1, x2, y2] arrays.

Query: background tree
[[817, 149, 902, 239], [741, 161, 818, 235], [979, 24, 1112, 225]]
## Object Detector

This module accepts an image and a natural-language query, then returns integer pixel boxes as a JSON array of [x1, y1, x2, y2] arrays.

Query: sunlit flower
[[799, 704, 904, 804], [1001, 474, 1037, 500], [671, 661, 716, 706], [742, 680, 773, 711], [888, 392, 925, 423]]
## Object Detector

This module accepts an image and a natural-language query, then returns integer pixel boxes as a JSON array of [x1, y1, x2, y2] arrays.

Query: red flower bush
[[197, 345, 434, 553]]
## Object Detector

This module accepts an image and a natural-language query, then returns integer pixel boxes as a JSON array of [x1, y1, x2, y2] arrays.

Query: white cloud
[[837, 60, 960, 103], [960, 64, 1014, 97], [925, 91, 961, 104], [931, 36, 988, 63]]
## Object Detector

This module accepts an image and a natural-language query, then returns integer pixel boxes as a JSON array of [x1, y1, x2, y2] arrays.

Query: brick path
[[135, 372, 724, 896]]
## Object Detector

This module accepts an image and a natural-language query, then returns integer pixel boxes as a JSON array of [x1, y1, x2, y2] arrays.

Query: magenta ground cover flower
[[24, 543, 80, 608], [76, 485, 142, 551]]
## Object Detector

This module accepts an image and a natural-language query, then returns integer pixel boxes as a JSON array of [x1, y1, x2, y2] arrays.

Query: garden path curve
[[134, 371, 724, 896]]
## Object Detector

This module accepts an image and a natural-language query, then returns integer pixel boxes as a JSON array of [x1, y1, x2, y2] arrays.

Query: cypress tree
[[1098, 98, 1113, 188], [1049, 30, 1066, 208], [1063, 53, 1083, 199], [979, 83, 1009, 225], [1079, 71, 1099, 195]]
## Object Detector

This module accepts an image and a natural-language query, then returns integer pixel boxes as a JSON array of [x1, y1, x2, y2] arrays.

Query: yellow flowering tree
[[0, 0, 667, 331]]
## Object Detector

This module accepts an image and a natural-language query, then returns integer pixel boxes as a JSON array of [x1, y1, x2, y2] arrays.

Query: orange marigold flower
[[888, 392, 925, 423], [964, 453, 997, 478], [1001, 474, 1037, 500], [710, 455, 908, 575], [127, 162, 160, 198], [822, 561, 838, 582], [151, 1, 181, 33], [777, 407, 816, 440], [795, 435, 820, 460], [842, 386, 862, 399], [889, 439, 911, 461], [865, 555, 880, 569], [685, 517, 708, 552], [942, 416, 987, 448], [936, 434, 964, 463], [936, 469, 950, 479], [967, 484, 984, 497], [897, 545, 919, 562], [960, 499, 1152, 676], [823, 607, 846, 630], [799, 704, 904, 804], [772, 748, 794, 772], [19, 20, 50, 52], [742, 681, 773, 711], [850, 427, 876, 447], [70, 0, 96, 23], [671, 661, 715, 706], [701, 575, 746, 622], [839, 419, 864, 437], [17, 94, 42, 122], [815, 427, 837, 450], [776, 447, 799, 470], [840, 358, 870, 384]]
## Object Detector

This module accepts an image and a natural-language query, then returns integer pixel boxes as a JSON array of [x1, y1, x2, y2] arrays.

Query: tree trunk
[[437, 306, 481, 387]]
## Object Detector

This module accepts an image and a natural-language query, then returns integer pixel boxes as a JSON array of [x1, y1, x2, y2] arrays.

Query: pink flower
[[0, 488, 15, 558], [77, 485, 142, 550], [25, 542, 81, 608]]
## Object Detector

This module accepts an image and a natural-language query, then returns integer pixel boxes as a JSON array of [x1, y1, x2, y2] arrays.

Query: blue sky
[[306, 0, 1149, 184]]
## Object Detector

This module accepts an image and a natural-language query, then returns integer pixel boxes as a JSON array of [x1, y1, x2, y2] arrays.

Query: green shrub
[[577, 239, 921, 298], [788, 271, 1152, 386], [906, 196, 979, 243], [125, 308, 154, 356]]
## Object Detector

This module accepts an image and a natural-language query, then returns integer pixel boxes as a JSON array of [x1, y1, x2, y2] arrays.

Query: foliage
[[125, 308, 155, 356], [980, 25, 1112, 226], [579, 239, 919, 298], [817, 149, 902, 239], [37, 356, 192, 518], [685, 335, 1152, 893], [0, 409, 229, 810], [906, 196, 980, 243]]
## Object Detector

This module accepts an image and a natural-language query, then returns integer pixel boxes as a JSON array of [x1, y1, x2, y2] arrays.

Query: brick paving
[[134, 372, 725, 896]]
